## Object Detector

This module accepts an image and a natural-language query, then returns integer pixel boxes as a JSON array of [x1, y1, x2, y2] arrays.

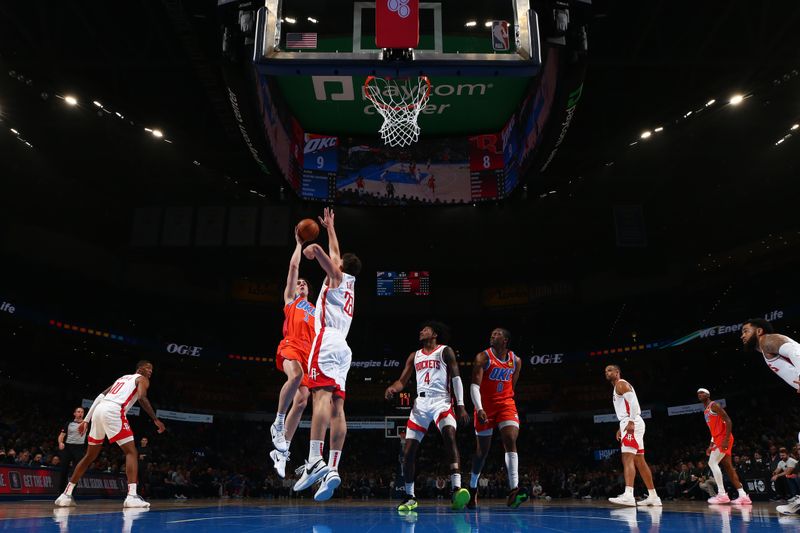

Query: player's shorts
[[276, 344, 310, 388], [619, 420, 645, 455], [711, 434, 734, 457], [474, 402, 520, 436], [88, 401, 134, 446], [307, 328, 351, 399], [405, 395, 456, 442]]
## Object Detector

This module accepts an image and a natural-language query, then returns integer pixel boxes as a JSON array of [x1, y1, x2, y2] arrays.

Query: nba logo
[[491, 21, 510, 51]]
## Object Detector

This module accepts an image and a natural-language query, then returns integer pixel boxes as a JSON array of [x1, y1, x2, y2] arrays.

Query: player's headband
[[697, 388, 710, 395]]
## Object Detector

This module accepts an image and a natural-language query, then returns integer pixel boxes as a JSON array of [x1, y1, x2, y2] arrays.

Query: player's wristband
[[85, 393, 105, 422], [451, 376, 465, 406], [470, 384, 483, 411]]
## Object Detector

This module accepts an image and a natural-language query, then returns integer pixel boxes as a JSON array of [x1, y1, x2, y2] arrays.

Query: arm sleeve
[[779, 342, 800, 369], [451, 376, 465, 406], [470, 384, 483, 411], [84, 394, 105, 422], [622, 391, 641, 421]]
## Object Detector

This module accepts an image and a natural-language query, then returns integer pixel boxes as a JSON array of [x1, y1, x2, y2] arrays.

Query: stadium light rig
[[64, 95, 78, 106], [729, 94, 744, 105]]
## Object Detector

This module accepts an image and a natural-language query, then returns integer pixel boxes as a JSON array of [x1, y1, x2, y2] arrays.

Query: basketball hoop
[[363, 75, 431, 147]]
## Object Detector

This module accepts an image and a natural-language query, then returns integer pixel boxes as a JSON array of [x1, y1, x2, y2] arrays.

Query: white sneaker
[[123, 495, 151, 508], [609, 493, 637, 506], [776, 499, 800, 515], [293, 459, 329, 492], [271, 423, 288, 453], [639, 494, 663, 506], [271, 449, 289, 478], [314, 471, 341, 501], [54, 494, 76, 507]]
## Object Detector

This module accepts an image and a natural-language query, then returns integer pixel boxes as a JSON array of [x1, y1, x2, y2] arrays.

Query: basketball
[[297, 218, 320, 243]]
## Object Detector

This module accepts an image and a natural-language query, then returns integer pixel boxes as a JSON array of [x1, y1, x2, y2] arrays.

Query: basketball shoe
[[270, 449, 289, 478], [506, 487, 529, 508], [397, 495, 418, 512], [293, 459, 330, 491], [314, 471, 341, 501]]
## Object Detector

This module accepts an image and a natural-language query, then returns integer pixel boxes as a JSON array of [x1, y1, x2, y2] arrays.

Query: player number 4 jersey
[[414, 345, 449, 396], [315, 273, 356, 337]]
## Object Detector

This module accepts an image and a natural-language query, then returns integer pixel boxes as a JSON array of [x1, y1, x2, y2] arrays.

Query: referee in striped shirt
[[58, 407, 87, 487]]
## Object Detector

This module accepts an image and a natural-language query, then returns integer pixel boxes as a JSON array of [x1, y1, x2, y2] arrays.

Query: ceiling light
[[684, 111, 692, 118], [640, 131, 652, 139], [465, 21, 477, 27], [144, 127, 152, 132], [307, 17, 318, 23], [284, 17, 296, 24], [791, 124, 799, 131], [64, 95, 78, 106], [776, 138, 785, 145], [151, 129, 163, 138], [654, 126, 663, 132], [10, 128, 18, 134], [93, 100, 102, 107], [729, 94, 744, 105], [705, 99, 715, 106], [484, 21, 493, 27]]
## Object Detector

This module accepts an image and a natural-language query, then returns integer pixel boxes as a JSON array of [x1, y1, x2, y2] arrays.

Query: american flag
[[286, 32, 317, 49]]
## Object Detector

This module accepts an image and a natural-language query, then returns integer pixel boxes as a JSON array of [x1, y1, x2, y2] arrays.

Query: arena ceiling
[[1, 0, 798, 276]]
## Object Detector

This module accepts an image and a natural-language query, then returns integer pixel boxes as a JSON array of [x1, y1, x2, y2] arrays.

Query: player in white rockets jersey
[[741, 318, 800, 393], [293, 207, 362, 502], [384, 322, 471, 512], [605, 365, 662, 507], [54, 360, 165, 508], [740, 318, 800, 515]]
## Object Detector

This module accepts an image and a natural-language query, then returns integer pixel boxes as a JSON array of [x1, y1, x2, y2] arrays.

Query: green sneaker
[[397, 496, 418, 512], [451, 488, 470, 510], [506, 487, 529, 509]]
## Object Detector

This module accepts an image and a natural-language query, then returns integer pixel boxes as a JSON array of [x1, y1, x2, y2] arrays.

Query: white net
[[363, 76, 432, 147]]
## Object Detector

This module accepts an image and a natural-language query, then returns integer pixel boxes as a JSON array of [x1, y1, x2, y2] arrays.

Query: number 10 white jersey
[[415, 344, 449, 396]]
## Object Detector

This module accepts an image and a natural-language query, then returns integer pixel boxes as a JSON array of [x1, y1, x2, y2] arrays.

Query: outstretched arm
[[303, 244, 342, 286], [512, 356, 522, 390], [137, 376, 166, 434], [283, 228, 304, 304], [385, 353, 416, 399], [318, 207, 341, 266]]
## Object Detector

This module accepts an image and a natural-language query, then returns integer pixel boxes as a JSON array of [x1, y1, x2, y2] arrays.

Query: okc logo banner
[[387, 0, 411, 18]]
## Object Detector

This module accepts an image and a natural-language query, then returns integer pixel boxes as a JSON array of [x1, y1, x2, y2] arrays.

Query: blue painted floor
[[3, 501, 798, 532]]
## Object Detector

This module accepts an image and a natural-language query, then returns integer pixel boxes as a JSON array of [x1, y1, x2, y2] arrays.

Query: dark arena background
[[1, 0, 800, 531]]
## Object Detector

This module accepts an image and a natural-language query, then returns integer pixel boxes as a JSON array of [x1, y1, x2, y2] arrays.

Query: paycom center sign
[[274, 75, 530, 136]]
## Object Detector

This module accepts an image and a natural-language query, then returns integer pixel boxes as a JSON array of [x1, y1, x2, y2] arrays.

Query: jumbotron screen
[[376, 271, 430, 297]]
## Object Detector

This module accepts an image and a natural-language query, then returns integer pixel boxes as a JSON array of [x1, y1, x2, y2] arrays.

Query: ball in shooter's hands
[[297, 218, 320, 243]]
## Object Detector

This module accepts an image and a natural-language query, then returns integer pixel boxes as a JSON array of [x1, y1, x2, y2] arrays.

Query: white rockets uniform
[[613, 379, 646, 455], [763, 340, 800, 444], [89, 374, 140, 446], [763, 338, 800, 391], [405, 345, 456, 441], [308, 273, 355, 397]]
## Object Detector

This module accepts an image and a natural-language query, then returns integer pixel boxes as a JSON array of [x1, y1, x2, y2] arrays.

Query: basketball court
[[2, 0, 800, 531], [5, 499, 798, 532]]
